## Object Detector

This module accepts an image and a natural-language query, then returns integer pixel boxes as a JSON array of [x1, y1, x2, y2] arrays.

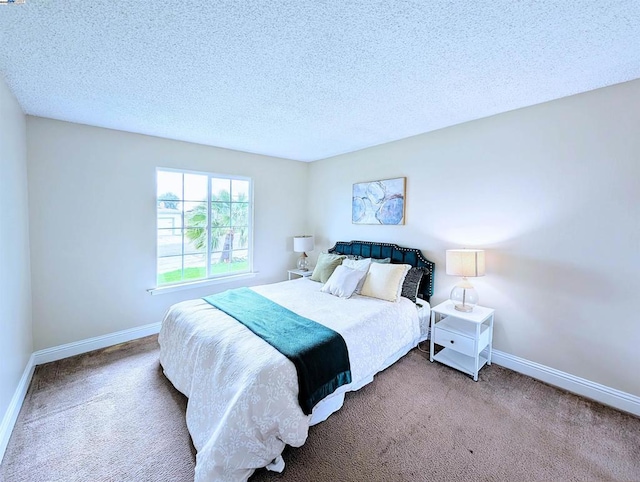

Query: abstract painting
[[352, 177, 405, 225]]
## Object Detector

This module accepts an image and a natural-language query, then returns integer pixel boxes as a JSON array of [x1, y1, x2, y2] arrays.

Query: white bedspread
[[158, 278, 421, 482]]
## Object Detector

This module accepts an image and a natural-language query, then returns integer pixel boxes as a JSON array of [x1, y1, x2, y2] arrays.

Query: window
[[156, 168, 252, 287]]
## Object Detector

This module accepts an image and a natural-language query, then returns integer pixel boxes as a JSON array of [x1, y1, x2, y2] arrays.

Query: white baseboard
[[0, 354, 35, 465], [492, 349, 640, 417], [33, 322, 162, 365]]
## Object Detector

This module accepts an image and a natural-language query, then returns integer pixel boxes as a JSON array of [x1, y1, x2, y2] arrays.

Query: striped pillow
[[400, 267, 426, 303]]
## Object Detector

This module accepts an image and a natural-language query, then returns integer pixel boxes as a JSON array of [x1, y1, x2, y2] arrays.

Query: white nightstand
[[288, 268, 313, 280], [429, 301, 494, 381]]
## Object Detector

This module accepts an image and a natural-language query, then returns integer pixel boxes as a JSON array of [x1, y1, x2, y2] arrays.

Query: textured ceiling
[[1, 1, 639, 162]]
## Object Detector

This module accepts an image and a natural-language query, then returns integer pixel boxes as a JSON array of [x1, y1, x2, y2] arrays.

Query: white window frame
[[152, 167, 254, 292]]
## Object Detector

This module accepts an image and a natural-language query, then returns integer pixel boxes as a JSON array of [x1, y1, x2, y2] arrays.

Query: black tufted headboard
[[328, 240, 435, 301]]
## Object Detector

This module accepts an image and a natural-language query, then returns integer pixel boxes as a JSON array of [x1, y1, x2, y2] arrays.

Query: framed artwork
[[352, 177, 405, 225]]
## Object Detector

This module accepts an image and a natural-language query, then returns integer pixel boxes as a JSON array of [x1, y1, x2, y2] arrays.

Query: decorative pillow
[[343, 257, 373, 294], [400, 267, 426, 303], [360, 263, 411, 302], [320, 265, 367, 299], [371, 257, 391, 264], [310, 253, 346, 283]]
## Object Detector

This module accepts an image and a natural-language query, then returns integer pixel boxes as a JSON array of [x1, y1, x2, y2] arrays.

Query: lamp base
[[296, 253, 309, 271], [453, 303, 474, 313], [450, 281, 479, 313]]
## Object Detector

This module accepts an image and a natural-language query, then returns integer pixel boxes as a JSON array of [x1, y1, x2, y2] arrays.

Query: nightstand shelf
[[430, 301, 495, 381], [288, 269, 313, 280], [432, 348, 490, 378]]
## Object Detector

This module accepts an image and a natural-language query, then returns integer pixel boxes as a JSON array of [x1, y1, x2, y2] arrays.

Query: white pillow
[[360, 263, 411, 302], [320, 265, 367, 299], [342, 257, 372, 293], [342, 257, 372, 271]]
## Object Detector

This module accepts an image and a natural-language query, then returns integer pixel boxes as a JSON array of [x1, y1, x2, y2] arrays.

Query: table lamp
[[446, 249, 485, 312], [294, 235, 314, 271]]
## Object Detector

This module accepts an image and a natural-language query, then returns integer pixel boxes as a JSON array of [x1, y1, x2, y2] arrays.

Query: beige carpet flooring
[[1, 335, 639, 481]]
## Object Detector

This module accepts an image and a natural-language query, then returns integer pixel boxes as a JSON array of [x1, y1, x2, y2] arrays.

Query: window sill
[[147, 272, 258, 296]]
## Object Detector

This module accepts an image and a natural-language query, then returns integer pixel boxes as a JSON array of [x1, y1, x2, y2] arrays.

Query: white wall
[[27, 118, 308, 350], [308, 79, 640, 397], [0, 79, 33, 423]]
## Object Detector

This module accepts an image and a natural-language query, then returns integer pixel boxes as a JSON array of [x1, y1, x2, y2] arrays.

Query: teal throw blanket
[[203, 287, 352, 415]]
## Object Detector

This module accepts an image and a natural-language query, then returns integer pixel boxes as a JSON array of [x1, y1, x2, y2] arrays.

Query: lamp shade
[[293, 235, 314, 253], [446, 249, 485, 277]]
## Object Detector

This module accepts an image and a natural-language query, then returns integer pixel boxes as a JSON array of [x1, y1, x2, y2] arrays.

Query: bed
[[158, 241, 435, 482]]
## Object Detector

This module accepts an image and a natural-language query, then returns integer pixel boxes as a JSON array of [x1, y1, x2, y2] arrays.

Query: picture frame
[[352, 177, 405, 225]]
